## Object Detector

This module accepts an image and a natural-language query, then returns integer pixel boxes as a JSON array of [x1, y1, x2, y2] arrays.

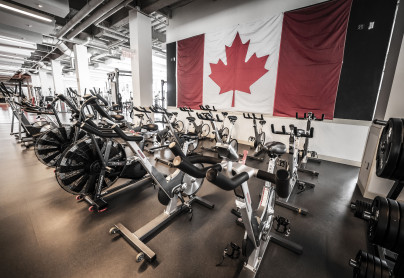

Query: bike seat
[[222, 112, 228, 116], [228, 115, 237, 122], [264, 141, 286, 156], [259, 120, 266, 125], [297, 129, 305, 136], [111, 114, 124, 121], [135, 114, 144, 118], [186, 117, 195, 122], [172, 112, 178, 116], [142, 124, 158, 131]]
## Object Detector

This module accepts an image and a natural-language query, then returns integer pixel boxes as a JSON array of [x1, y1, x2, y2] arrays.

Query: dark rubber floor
[[0, 104, 369, 278]]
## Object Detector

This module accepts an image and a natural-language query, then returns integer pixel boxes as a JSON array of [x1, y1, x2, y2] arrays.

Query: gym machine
[[350, 118, 404, 277], [271, 124, 317, 215], [174, 133, 302, 277], [296, 112, 324, 176], [242, 113, 266, 161]]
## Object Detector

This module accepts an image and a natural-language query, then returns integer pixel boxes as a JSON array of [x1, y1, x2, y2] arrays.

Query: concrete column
[[129, 9, 153, 106], [73, 44, 90, 96], [38, 69, 50, 95], [51, 60, 65, 95]]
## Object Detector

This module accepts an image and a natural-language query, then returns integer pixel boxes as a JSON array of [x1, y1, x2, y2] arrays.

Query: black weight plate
[[385, 199, 400, 251], [380, 259, 390, 278], [396, 201, 404, 253], [356, 250, 368, 278], [373, 256, 382, 278], [369, 197, 389, 245], [376, 118, 403, 179], [366, 254, 374, 278], [391, 119, 404, 180]]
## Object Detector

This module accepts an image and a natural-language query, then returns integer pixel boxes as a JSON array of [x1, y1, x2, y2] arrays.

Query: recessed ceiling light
[[0, 1, 52, 22], [38, 4, 43, 8], [27, 24, 32, 28]]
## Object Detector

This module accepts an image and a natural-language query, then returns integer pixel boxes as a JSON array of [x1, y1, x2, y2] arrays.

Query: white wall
[[166, 0, 369, 165]]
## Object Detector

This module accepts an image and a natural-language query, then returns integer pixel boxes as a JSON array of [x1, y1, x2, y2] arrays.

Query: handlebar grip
[[373, 119, 387, 126], [206, 168, 250, 191], [95, 93, 109, 107], [112, 125, 143, 141], [256, 169, 290, 198], [169, 142, 186, 158], [315, 114, 325, 121], [173, 156, 212, 178]]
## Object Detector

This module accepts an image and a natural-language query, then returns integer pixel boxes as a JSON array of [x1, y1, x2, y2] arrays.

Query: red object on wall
[[177, 34, 205, 109], [273, 0, 352, 119]]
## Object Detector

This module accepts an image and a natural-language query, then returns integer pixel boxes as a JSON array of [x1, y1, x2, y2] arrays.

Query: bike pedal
[[231, 208, 242, 218]]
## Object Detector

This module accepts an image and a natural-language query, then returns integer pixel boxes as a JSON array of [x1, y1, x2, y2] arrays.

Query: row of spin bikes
[[2, 82, 325, 277]]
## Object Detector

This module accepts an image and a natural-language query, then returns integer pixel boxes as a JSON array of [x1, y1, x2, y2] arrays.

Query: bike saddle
[[186, 116, 195, 122], [222, 112, 228, 116], [264, 141, 286, 156], [111, 114, 124, 121], [135, 114, 144, 118], [297, 129, 305, 136], [228, 115, 237, 122], [172, 112, 178, 116], [142, 123, 159, 131], [259, 120, 266, 125]]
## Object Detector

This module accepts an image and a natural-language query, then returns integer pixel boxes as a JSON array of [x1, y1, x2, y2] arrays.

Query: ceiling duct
[[42, 36, 73, 58], [56, 0, 104, 39], [66, 0, 126, 40]]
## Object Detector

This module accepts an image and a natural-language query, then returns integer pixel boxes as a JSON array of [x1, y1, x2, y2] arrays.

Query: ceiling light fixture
[[0, 1, 52, 22], [0, 36, 36, 48]]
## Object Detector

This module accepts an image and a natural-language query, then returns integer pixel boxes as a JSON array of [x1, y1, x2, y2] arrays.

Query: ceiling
[[0, 0, 195, 81]]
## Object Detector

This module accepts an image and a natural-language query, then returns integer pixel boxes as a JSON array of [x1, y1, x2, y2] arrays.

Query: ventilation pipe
[[56, 0, 105, 39], [66, 0, 126, 40]]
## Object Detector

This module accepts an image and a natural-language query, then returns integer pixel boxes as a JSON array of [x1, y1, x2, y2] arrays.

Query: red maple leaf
[[209, 32, 269, 107]]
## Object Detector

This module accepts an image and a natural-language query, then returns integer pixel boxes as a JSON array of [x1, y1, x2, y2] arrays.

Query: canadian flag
[[176, 0, 352, 118]]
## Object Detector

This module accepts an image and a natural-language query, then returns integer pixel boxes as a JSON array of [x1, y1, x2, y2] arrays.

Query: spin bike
[[180, 106, 211, 139], [88, 122, 223, 262], [296, 112, 324, 176], [271, 124, 317, 214], [243, 113, 266, 161], [56, 96, 153, 212], [174, 133, 302, 277], [198, 111, 238, 155]]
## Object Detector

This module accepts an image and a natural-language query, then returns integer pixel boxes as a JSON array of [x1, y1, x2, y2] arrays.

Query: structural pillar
[[73, 44, 90, 96], [38, 69, 50, 95], [51, 60, 65, 95], [129, 9, 153, 106]]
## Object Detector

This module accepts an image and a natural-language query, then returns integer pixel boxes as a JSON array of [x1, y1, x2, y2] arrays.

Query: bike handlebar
[[373, 119, 387, 126], [199, 105, 217, 111], [206, 167, 290, 193], [296, 112, 325, 121], [243, 113, 264, 120]]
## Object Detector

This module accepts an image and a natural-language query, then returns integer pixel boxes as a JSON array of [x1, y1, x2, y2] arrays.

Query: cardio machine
[[295, 112, 324, 176], [174, 132, 302, 277], [243, 113, 266, 161], [271, 124, 317, 214], [87, 119, 222, 262]]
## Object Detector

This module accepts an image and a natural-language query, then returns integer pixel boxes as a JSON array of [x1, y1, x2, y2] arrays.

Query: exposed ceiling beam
[[142, 0, 183, 14]]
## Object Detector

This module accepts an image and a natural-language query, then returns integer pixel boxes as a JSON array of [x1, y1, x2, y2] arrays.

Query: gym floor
[[0, 104, 369, 278]]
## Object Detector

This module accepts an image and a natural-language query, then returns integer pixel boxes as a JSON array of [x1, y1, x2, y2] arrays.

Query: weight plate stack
[[352, 200, 373, 220], [376, 118, 403, 180], [396, 201, 404, 254], [368, 197, 390, 245], [384, 199, 401, 251], [350, 250, 392, 278], [55, 137, 126, 195]]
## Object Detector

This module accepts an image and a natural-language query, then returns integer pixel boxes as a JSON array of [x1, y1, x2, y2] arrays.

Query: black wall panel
[[166, 42, 177, 107], [334, 0, 397, 120]]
